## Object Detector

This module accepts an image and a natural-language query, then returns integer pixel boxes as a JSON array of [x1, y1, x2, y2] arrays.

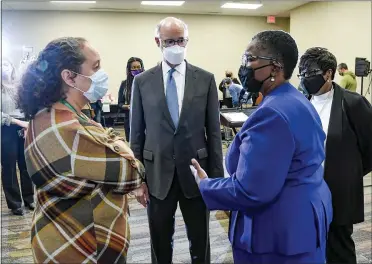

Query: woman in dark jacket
[[299, 47, 372, 264], [118, 57, 144, 141]]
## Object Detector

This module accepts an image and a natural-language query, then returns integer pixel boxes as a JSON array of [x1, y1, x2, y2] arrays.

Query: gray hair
[[155, 17, 189, 38]]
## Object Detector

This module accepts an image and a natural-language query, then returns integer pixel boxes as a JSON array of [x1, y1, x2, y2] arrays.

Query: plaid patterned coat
[[24, 107, 144, 264]]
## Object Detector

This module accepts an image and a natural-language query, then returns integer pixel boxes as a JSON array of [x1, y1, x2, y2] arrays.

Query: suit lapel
[[178, 63, 197, 131], [152, 65, 175, 130], [325, 84, 343, 168]]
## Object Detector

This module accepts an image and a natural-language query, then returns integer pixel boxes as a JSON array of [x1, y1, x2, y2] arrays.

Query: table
[[220, 107, 258, 146], [220, 107, 257, 133], [101, 104, 126, 127]]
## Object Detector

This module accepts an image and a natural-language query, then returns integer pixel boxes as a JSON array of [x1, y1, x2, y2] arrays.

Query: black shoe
[[11, 208, 25, 216], [26, 203, 36, 210]]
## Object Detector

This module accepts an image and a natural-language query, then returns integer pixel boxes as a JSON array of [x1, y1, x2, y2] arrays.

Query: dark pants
[[124, 113, 130, 142], [223, 98, 233, 108], [251, 93, 259, 106], [1, 125, 34, 210], [326, 223, 357, 264], [147, 174, 210, 264], [90, 102, 102, 124]]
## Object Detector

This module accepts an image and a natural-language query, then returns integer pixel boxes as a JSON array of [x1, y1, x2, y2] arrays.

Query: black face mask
[[238, 64, 272, 93], [301, 74, 326, 95]]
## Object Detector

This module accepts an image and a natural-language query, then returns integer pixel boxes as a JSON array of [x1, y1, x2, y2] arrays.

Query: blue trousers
[[232, 246, 326, 264]]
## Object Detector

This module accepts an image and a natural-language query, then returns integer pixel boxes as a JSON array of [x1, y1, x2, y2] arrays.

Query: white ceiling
[[2, 0, 309, 17]]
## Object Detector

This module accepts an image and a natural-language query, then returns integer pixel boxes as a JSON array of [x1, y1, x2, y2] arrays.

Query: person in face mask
[[131, 17, 223, 264], [190, 30, 333, 264], [118, 57, 144, 141], [17, 37, 145, 264], [299, 47, 372, 264]]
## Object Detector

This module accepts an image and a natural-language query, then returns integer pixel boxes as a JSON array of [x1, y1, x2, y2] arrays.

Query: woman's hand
[[132, 182, 149, 207], [190, 159, 208, 186], [13, 119, 29, 129]]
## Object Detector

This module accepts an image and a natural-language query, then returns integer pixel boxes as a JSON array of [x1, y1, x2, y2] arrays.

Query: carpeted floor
[[1, 179, 371, 263], [1, 129, 371, 264]]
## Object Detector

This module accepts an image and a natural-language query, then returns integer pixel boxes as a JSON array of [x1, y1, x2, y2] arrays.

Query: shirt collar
[[312, 86, 334, 102], [162, 60, 186, 76]]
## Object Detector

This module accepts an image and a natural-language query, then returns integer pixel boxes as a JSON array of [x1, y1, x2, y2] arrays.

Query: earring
[[270, 77, 275, 82]]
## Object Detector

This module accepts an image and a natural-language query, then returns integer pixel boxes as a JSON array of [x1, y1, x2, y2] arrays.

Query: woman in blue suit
[[190, 30, 333, 264]]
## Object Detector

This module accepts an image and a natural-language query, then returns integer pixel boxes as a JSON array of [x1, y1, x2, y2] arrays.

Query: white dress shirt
[[162, 60, 186, 116], [311, 88, 334, 137]]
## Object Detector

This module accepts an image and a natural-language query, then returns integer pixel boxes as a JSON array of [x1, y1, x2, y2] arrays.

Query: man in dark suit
[[299, 47, 372, 264], [130, 17, 224, 264]]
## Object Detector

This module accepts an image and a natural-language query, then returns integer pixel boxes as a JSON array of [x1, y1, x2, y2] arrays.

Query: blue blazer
[[200, 82, 333, 255]]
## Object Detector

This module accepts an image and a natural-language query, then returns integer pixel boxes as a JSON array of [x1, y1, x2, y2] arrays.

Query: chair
[[112, 105, 126, 127]]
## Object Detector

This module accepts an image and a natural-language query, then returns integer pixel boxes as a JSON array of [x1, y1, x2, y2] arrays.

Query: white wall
[[290, 1, 372, 102], [2, 11, 289, 100]]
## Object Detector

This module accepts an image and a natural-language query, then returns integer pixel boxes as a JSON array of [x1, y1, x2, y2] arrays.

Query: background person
[[299, 47, 372, 264], [219, 70, 240, 108], [131, 17, 223, 264], [223, 78, 243, 107], [337, 63, 357, 92], [81, 102, 95, 119], [118, 57, 144, 141], [17, 37, 144, 263], [191, 30, 332, 264], [89, 100, 103, 123], [1, 58, 35, 216]]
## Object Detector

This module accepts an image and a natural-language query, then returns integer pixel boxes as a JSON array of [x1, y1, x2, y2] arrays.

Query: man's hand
[[190, 159, 208, 186], [133, 182, 149, 207], [122, 105, 130, 110]]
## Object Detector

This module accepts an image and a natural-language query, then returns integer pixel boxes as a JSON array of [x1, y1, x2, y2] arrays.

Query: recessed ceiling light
[[141, 1, 185, 6], [221, 3, 263, 9], [50, 1, 96, 3]]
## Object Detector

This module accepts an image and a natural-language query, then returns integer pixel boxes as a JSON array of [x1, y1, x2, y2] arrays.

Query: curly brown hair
[[17, 37, 87, 119]]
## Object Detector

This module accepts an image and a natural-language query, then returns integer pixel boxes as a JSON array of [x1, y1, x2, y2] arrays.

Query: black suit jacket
[[130, 62, 224, 200], [310, 83, 372, 225]]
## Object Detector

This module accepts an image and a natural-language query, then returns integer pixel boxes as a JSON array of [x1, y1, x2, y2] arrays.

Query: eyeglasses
[[161, 38, 189, 48], [297, 69, 323, 79], [241, 53, 282, 67]]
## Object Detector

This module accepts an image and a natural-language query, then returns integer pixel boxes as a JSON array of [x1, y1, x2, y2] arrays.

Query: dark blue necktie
[[166, 68, 179, 128]]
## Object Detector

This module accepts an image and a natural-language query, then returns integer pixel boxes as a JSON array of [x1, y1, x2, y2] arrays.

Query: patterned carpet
[[1, 160, 371, 264]]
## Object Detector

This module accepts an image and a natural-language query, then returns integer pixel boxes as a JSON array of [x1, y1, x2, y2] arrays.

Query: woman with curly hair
[[18, 37, 146, 264], [1, 58, 35, 216]]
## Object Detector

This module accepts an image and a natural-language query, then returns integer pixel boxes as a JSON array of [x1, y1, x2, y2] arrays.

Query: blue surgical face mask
[[73, 69, 109, 103]]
